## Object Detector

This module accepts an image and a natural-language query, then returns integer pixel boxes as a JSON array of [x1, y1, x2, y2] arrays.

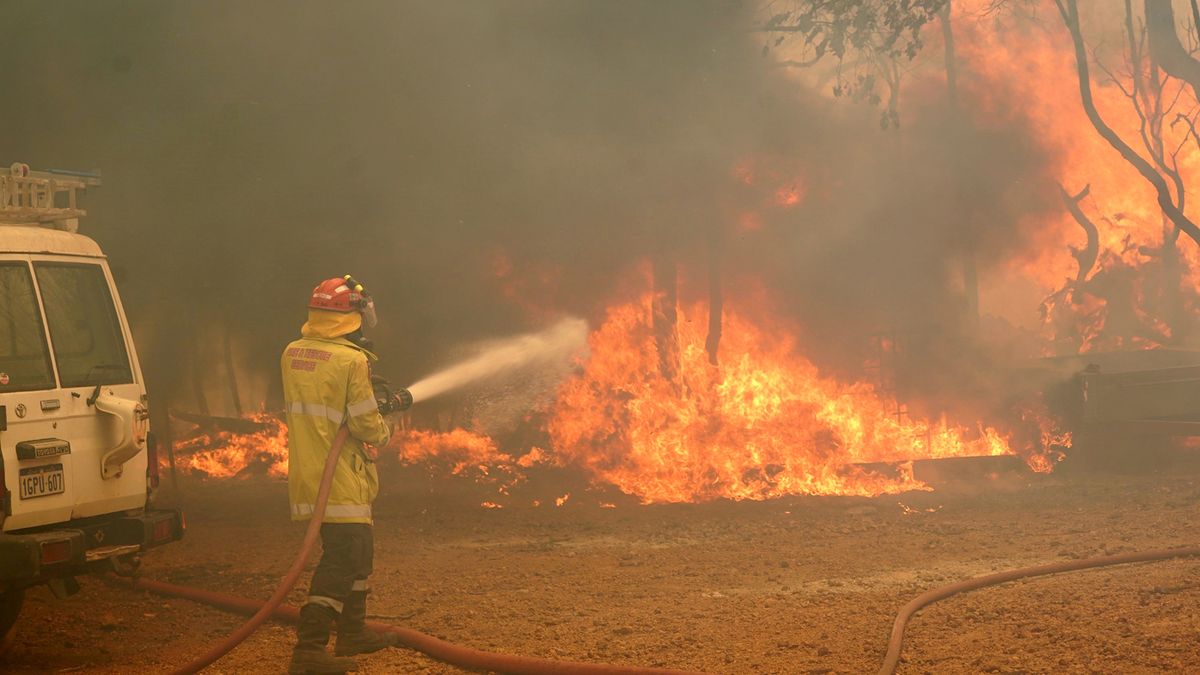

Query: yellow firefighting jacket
[[282, 333, 391, 524]]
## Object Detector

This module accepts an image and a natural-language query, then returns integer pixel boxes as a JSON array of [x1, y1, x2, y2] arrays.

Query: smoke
[[0, 1, 1063, 423]]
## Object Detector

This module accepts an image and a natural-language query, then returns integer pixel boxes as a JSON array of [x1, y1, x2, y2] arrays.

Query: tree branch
[[1145, 0, 1200, 99], [1059, 183, 1100, 286], [1190, 0, 1200, 51], [1171, 109, 1200, 150], [940, 0, 958, 107], [1058, 0, 1200, 246]]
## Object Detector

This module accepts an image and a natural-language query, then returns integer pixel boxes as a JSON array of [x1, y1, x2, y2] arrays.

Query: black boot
[[334, 591, 399, 656], [289, 604, 359, 674]]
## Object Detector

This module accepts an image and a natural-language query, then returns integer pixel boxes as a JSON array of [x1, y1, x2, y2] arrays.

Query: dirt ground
[[2, 454, 1199, 674]]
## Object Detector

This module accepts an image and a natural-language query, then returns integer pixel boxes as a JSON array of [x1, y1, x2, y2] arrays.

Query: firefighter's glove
[[372, 375, 413, 414], [371, 375, 393, 412]]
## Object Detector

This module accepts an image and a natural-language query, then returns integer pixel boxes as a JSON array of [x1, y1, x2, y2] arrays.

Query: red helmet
[[309, 276, 377, 326]]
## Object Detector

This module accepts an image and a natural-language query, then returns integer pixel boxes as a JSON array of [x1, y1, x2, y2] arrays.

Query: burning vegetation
[[174, 413, 290, 480], [549, 288, 1036, 503], [54, 0, 1200, 507], [14, 3, 1200, 673], [173, 269, 1072, 504]]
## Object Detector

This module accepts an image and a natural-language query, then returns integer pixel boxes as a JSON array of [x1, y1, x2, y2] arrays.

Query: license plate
[[19, 463, 65, 499]]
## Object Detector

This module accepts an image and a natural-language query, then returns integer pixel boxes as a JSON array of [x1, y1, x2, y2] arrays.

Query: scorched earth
[[2, 456, 1199, 674]]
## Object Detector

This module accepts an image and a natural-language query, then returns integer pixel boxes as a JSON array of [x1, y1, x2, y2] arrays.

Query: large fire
[[171, 280, 1068, 504], [547, 290, 1058, 504], [186, 1, 1200, 504]]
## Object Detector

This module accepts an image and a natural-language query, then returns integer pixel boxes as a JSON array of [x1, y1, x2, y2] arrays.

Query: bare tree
[[704, 224, 723, 366], [1079, 0, 1195, 340], [937, 0, 981, 325], [1054, 0, 1200, 247], [652, 249, 680, 382], [189, 337, 210, 416], [1060, 184, 1100, 288], [1144, 0, 1200, 99], [222, 323, 243, 417], [1121, 0, 1190, 339]]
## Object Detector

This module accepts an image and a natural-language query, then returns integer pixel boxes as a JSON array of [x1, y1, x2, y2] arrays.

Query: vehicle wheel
[[0, 589, 24, 643]]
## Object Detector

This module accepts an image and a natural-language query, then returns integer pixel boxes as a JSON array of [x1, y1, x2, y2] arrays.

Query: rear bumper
[[0, 508, 184, 588]]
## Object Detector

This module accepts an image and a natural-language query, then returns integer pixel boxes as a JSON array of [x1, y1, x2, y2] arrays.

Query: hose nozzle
[[372, 375, 413, 414], [387, 387, 414, 413]]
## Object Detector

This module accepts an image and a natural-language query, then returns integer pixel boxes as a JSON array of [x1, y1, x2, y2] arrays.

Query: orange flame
[[174, 417, 519, 485], [173, 413, 289, 479], [949, 0, 1200, 349], [390, 428, 512, 475], [546, 291, 1021, 503]]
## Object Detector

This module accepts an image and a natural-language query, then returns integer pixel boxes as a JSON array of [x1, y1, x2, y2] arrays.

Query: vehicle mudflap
[[0, 508, 184, 587]]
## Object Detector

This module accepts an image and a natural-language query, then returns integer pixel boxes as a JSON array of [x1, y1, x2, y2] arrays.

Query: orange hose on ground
[[132, 539, 1200, 674], [127, 575, 701, 675], [138, 419, 698, 674], [137, 419, 1200, 674], [170, 425, 352, 675], [877, 545, 1200, 675]]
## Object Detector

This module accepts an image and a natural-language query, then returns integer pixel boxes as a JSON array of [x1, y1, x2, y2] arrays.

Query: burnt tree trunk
[[704, 225, 723, 366], [1059, 183, 1099, 296], [190, 337, 210, 416], [143, 389, 178, 489], [940, 1, 958, 103], [150, 302, 191, 490], [1162, 219, 1185, 343], [1127, 0, 1186, 342], [222, 324, 243, 417], [941, 0, 979, 326], [652, 251, 679, 382], [1145, 0, 1200, 100], [161, 405, 178, 491]]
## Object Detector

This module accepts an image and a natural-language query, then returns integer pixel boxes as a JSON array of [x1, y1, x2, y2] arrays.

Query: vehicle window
[[0, 262, 57, 392], [34, 263, 132, 387]]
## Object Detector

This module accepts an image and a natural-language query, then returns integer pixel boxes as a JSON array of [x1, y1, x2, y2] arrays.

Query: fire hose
[[165, 425, 353, 675], [128, 576, 699, 674], [131, 423, 700, 675], [116, 417, 1200, 673], [876, 545, 1200, 675]]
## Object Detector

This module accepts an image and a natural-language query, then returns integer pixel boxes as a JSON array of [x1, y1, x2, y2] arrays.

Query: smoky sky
[[0, 1, 1058, 415]]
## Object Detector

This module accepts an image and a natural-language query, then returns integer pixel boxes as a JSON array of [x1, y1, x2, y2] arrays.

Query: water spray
[[405, 317, 588, 404]]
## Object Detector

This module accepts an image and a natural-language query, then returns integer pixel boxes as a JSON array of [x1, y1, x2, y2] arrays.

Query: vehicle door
[[2, 257, 148, 531], [0, 257, 68, 530]]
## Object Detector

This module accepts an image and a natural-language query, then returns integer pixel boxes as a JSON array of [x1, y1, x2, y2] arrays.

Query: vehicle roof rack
[[0, 162, 102, 232]]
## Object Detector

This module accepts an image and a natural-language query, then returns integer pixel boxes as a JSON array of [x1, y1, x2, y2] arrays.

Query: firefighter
[[283, 276, 411, 675]]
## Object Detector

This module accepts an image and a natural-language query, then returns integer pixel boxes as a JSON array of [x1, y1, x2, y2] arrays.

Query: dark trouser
[[307, 523, 374, 615]]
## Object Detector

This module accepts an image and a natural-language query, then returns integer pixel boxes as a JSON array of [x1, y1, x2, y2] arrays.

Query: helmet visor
[[361, 298, 378, 328]]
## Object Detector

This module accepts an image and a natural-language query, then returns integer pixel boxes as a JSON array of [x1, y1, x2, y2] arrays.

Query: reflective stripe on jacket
[[282, 336, 391, 524]]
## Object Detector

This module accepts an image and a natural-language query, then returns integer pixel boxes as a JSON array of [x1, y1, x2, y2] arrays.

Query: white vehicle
[[0, 163, 183, 641]]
